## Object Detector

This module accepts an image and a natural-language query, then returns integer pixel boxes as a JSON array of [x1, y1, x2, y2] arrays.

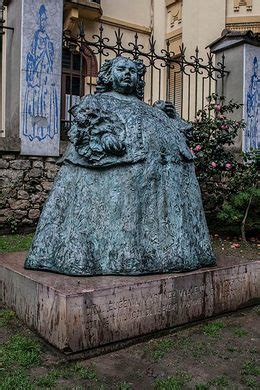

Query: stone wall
[[0, 152, 60, 233]]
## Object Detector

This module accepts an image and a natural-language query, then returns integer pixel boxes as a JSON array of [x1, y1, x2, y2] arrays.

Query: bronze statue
[[25, 56, 216, 275]]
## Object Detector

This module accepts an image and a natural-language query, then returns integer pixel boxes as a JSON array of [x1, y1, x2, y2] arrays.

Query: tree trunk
[[241, 194, 253, 242]]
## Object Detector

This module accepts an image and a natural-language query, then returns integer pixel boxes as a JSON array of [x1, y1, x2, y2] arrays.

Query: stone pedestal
[[0, 252, 259, 354]]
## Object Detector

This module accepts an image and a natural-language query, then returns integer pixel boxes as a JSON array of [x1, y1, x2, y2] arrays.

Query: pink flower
[[215, 104, 221, 112], [225, 163, 232, 170], [221, 124, 229, 130], [211, 162, 217, 168], [195, 144, 201, 151]]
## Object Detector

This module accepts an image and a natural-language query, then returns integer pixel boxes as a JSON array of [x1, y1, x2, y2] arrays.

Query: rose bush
[[189, 94, 258, 239]]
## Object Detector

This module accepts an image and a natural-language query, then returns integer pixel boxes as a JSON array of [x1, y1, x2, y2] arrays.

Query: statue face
[[111, 58, 138, 95], [39, 14, 47, 31]]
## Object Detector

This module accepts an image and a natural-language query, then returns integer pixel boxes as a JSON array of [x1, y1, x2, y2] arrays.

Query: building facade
[[167, 0, 260, 55], [0, 0, 259, 232], [1, 0, 259, 147]]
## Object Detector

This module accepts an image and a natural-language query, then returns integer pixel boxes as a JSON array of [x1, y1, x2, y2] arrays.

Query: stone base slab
[[0, 252, 259, 354]]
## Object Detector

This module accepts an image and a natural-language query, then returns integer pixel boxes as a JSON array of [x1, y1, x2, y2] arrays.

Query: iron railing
[[0, 2, 14, 35], [61, 24, 228, 138]]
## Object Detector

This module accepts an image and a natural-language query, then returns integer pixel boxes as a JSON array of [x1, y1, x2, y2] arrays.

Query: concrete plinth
[[0, 253, 259, 354]]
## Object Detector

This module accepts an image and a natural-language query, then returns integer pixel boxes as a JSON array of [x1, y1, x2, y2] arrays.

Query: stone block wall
[[0, 152, 60, 233]]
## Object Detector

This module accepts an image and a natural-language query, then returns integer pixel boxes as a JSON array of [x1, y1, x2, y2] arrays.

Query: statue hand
[[101, 134, 126, 156], [153, 100, 176, 119]]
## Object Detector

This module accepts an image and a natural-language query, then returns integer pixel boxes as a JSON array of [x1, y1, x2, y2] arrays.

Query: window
[[169, 61, 182, 115], [61, 45, 98, 139]]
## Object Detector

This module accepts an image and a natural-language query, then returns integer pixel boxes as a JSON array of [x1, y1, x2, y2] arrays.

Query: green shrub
[[189, 94, 258, 238]]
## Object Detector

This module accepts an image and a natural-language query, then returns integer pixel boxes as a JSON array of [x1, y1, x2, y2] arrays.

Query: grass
[[175, 337, 212, 358], [174, 337, 193, 354], [195, 376, 233, 390], [0, 334, 42, 368], [0, 333, 42, 390], [188, 341, 211, 359], [242, 376, 258, 388], [202, 321, 225, 337], [233, 327, 248, 337], [0, 368, 34, 390], [72, 363, 97, 380], [0, 315, 97, 389], [0, 233, 34, 253], [35, 362, 98, 387], [148, 338, 175, 361], [35, 370, 61, 388], [195, 384, 209, 390], [241, 360, 260, 376], [0, 309, 16, 326], [226, 344, 239, 353], [208, 375, 230, 388], [61, 362, 97, 380], [116, 382, 133, 390], [192, 343, 209, 358], [241, 360, 260, 389], [155, 371, 192, 390]]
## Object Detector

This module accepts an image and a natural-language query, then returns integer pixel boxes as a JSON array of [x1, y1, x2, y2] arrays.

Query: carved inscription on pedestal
[[84, 283, 206, 327], [67, 269, 254, 350]]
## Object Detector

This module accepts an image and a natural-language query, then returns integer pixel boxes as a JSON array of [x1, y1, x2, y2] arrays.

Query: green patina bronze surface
[[24, 56, 216, 275]]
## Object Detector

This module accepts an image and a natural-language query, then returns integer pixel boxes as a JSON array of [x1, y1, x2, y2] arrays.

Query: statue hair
[[96, 56, 146, 100]]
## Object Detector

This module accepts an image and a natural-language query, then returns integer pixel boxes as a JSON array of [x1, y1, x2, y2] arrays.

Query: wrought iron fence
[[0, 2, 14, 35], [61, 24, 228, 139]]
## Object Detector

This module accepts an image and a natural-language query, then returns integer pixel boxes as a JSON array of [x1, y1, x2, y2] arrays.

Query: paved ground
[[0, 304, 259, 389]]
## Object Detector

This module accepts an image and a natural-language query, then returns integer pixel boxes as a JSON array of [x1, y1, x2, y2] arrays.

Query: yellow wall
[[80, 0, 168, 103], [226, 0, 260, 32], [101, 0, 152, 29], [182, 0, 226, 54], [226, 0, 260, 18], [179, 1, 226, 118]]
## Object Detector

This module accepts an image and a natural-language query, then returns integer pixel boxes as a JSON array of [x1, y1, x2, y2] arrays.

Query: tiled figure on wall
[[23, 4, 58, 141], [245, 56, 259, 151]]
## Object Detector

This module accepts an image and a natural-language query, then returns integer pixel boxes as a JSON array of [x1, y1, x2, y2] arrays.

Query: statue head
[[38, 5, 48, 31], [96, 56, 146, 99]]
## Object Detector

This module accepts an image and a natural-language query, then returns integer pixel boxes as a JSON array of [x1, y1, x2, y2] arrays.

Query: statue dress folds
[[25, 57, 216, 275]]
